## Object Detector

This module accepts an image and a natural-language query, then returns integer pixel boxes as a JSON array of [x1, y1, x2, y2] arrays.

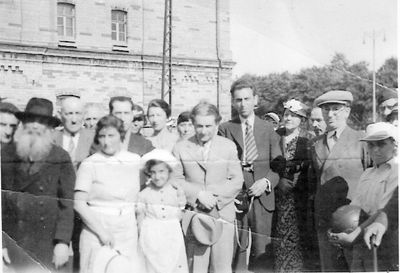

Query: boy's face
[[367, 138, 396, 165]]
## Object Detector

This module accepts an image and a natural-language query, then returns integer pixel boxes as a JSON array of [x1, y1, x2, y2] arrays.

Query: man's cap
[[360, 122, 397, 142], [377, 89, 398, 106], [264, 112, 280, 123], [0, 102, 19, 114], [15, 98, 61, 127], [315, 90, 353, 106]]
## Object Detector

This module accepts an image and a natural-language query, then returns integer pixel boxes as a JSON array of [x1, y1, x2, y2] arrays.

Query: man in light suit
[[173, 101, 243, 273], [218, 79, 281, 272], [310, 90, 369, 272], [53, 96, 95, 272]]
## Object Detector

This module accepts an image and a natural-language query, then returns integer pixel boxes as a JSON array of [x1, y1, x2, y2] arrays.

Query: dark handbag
[[235, 188, 250, 214]]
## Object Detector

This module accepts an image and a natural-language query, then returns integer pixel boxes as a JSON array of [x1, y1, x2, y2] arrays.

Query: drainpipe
[[215, 0, 222, 110]]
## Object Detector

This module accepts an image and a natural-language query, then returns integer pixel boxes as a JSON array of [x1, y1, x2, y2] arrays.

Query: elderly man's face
[[193, 115, 218, 145], [0, 112, 19, 144], [321, 103, 350, 131], [61, 97, 84, 134], [84, 106, 102, 129], [310, 107, 327, 136], [379, 98, 397, 119]]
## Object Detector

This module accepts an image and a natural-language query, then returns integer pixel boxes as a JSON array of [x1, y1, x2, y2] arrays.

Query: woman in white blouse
[[74, 115, 143, 273]]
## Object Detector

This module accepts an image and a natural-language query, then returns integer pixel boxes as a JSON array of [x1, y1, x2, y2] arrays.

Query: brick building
[[0, 0, 234, 119]]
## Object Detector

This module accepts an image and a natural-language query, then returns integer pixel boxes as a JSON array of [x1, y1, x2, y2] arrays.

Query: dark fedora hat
[[15, 98, 61, 127]]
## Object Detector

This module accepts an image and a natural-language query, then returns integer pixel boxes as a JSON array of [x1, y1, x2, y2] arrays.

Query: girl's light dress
[[137, 183, 188, 273]]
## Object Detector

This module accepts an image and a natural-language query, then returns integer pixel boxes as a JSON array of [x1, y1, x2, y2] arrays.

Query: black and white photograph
[[0, 0, 398, 272]]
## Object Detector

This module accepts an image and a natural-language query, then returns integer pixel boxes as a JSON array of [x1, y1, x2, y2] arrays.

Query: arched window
[[111, 10, 127, 42]]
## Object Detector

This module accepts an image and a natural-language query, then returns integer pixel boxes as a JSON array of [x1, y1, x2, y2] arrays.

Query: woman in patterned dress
[[272, 99, 312, 272]]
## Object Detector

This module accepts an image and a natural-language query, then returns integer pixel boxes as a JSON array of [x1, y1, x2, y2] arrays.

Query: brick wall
[[0, 0, 234, 119]]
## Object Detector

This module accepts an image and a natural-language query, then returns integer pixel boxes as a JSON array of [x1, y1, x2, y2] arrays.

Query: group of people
[[0, 79, 398, 273]]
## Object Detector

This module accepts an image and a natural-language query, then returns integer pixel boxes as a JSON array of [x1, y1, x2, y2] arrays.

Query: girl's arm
[[74, 191, 115, 247]]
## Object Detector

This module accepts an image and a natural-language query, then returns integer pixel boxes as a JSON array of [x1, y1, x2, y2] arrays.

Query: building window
[[57, 3, 75, 39], [111, 10, 127, 43]]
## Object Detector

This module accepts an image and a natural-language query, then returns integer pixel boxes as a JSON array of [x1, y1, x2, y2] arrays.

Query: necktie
[[327, 131, 337, 151], [68, 136, 75, 161], [245, 120, 258, 164]]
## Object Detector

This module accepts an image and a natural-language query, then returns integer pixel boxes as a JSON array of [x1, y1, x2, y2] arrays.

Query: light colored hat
[[360, 122, 398, 142], [188, 207, 223, 246], [141, 149, 178, 169], [283, 99, 308, 118], [264, 112, 280, 123], [89, 246, 131, 273], [315, 90, 353, 106]]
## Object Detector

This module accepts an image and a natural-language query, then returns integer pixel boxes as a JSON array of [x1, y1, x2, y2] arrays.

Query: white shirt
[[239, 112, 256, 161], [122, 128, 132, 151], [62, 131, 80, 155]]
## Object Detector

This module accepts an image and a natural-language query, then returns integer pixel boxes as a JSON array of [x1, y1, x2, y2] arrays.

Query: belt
[[89, 205, 135, 216], [241, 163, 254, 172]]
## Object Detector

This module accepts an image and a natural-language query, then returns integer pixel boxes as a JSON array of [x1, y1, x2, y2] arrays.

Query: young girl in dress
[[137, 149, 188, 273]]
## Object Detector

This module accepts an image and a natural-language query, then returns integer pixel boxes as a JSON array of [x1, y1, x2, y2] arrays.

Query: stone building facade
[[0, 0, 234, 119]]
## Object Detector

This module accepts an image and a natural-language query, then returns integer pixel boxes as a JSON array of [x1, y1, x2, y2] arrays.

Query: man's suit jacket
[[172, 135, 243, 224], [311, 125, 369, 228], [53, 128, 95, 169], [218, 116, 281, 211], [1, 143, 75, 267]]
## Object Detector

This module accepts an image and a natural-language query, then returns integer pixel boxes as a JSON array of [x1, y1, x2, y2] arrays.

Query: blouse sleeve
[[74, 159, 94, 193]]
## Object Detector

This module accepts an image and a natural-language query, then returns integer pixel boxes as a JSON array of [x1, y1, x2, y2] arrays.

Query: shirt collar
[[375, 157, 397, 170], [327, 125, 346, 139], [239, 112, 255, 127]]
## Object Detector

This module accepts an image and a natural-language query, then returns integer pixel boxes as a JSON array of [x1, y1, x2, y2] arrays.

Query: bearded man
[[2, 98, 75, 272]]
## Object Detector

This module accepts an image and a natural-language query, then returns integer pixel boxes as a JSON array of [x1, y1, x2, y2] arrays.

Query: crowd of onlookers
[[0, 79, 398, 273]]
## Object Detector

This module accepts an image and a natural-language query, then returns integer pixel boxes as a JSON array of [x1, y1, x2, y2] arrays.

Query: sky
[[230, 0, 398, 76]]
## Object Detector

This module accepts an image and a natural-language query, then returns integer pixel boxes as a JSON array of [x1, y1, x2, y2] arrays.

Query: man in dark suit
[[218, 79, 282, 272], [90, 96, 153, 156], [310, 90, 369, 272], [2, 98, 75, 272]]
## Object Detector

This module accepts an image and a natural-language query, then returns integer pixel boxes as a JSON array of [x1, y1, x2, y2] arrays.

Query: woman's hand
[[278, 178, 294, 193], [98, 230, 115, 248]]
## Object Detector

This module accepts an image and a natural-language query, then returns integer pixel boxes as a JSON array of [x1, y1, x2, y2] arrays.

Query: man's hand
[[52, 243, 69, 269], [99, 230, 115, 248], [364, 222, 386, 250], [278, 178, 294, 193], [197, 191, 217, 210], [249, 178, 270, 197], [3, 248, 11, 265]]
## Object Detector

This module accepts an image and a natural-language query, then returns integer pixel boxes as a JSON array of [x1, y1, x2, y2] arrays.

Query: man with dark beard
[[2, 98, 75, 272]]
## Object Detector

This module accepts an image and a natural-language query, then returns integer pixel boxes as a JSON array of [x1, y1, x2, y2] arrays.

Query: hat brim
[[360, 135, 393, 142], [317, 100, 349, 107], [15, 112, 61, 128]]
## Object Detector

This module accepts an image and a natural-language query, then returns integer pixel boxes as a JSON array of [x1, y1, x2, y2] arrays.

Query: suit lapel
[[186, 137, 207, 171], [228, 118, 244, 153], [313, 135, 329, 169], [322, 126, 351, 173], [54, 130, 63, 146]]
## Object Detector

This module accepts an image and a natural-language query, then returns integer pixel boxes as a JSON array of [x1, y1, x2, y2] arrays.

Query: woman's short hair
[[190, 101, 222, 124], [177, 111, 191, 125], [143, 159, 173, 177], [94, 115, 125, 144], [147, 99, 171, 118]]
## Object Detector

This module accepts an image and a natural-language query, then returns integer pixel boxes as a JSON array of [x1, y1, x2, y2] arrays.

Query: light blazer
[[172, 135, 243, 223], [53, 128, 95, 169], [218, 116, 281, 211]]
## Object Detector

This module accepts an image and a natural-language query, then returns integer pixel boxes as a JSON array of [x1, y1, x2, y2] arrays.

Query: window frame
[[111, 9, 128, 45], [57, 2, 76, 42]]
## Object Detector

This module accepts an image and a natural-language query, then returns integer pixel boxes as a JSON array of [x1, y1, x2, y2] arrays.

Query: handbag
[[235, 188, 250, 215]]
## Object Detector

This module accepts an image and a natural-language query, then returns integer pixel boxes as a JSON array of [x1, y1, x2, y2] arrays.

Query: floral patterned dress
[[273, 130, 311, 272]]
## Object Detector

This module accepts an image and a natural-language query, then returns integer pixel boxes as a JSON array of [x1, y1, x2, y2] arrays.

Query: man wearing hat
[[0, 101, 19, 147], [173, 101, 243, 273], [311, 90, 370, 271], [1, 98, 75, 272], [328, 122, 398, 271], [377, 88, 398, 122]]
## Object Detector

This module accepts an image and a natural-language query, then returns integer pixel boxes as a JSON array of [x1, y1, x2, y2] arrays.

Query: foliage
[[237, 53, 397, 129]]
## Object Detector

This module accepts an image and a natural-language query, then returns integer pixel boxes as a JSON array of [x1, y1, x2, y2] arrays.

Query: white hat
[[265, 112, 280, 123], [360, 122, 398, 142], [141, 149, 178, 169]]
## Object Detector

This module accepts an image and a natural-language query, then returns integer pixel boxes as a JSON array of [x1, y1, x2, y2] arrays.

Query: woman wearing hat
[[328, 122, 398, 271], [272, 99, 313, 272], [74, 115, 144, 273], [137, 149, 188, 273], [147, 99, 179, 152]]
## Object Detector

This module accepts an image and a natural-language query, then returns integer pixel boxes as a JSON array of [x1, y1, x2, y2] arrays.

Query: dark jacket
[[1, 143, 75, 268]]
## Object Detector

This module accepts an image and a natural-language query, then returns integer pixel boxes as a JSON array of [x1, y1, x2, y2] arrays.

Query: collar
[[239, 112, 255, 127], [375, 157, 397, 169], [326, 125, 346, 139], [63, 130, 80, 138]]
